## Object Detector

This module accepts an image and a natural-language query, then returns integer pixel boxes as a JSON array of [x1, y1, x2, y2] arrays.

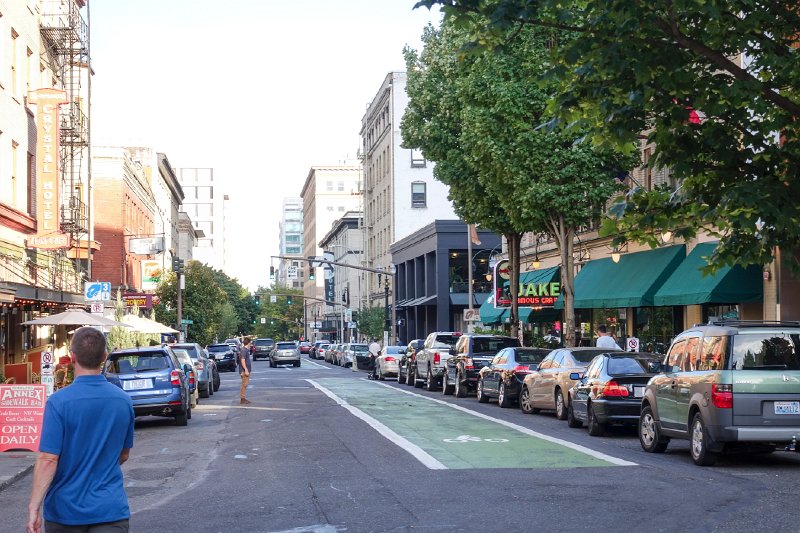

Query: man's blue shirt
[[39, 374, 135, 525]]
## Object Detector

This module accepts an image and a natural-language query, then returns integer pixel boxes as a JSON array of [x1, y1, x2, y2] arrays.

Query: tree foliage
[[357, 305, 386, 342], [415, 0, 800, 271], [401, 15, 635, 345], [250, 285, 304, 341]]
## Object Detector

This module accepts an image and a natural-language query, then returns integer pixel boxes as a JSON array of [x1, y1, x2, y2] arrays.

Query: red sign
[[123, 293, 154, 309], [0, 385, 46, 452]]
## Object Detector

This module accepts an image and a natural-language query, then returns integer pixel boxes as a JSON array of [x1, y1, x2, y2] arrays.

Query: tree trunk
[[507, 232, 522, 342], [551, 217, 577, 348]]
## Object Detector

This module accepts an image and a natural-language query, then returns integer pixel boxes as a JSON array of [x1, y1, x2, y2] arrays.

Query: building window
[[327, 206, 334, 212], [27, 152, 34, 215], [326, 181, 333, 192], [11, 141, 18, 209], [411, 182, 426, 208], [338, 206, 345, 212], [286, 234, 301, 243], [337, 181, 344, 191], [410, 148, 426, 168]]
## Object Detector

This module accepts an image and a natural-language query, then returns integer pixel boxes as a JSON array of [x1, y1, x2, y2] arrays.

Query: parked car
[[224, 337, 242, 351], [202, 348, 221, 392], [340, 343, 368, 368], [477, 347, 552, 407], [103, 346, 192, 426], [398, 339, 424, 385], [330, 344, 345, 365], [310, 341, 325, 359], [298, 341, 312, 355], [252, 338, 275, 361], [415, 332, 463, 390], [270, 341, 301, 367], [173, 348, 199, 409], [519, 347, 613, 419], [318, 343, 332, 363], [444, 334, 520, 397], [207, 343, 238, 372], [374, 345, 406, 380], [174, 342, 214, 398], [639, 320, 800, 466], [567, 351, 662, 435]]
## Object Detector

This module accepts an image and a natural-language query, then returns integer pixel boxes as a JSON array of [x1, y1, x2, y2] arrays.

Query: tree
[[401, 17, 635, 346], [212, 269, 257, 335], [250, 286, 304, 340], [415, 0, 800, 272], [357, 306, 386, 342]]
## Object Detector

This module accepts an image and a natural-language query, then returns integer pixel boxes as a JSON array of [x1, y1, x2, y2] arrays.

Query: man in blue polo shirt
[[27, 327, 135, 533]]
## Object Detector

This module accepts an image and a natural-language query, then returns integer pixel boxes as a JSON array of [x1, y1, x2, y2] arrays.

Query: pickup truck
[[443, 334, 520, 397], [414, 332, 463, 391]]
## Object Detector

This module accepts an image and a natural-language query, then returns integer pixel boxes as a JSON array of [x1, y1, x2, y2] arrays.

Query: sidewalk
[[0, 452, 36, 492]]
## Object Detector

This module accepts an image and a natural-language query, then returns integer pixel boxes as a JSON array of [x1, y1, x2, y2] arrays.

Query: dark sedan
[[206, 343, 238, 372], [398, 339, 424, 385], [477, 347, 552, 407], [567, 351, 662, 436]]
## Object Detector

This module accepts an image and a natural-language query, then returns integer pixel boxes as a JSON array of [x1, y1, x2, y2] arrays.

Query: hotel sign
[[27, 89, 70, 250]]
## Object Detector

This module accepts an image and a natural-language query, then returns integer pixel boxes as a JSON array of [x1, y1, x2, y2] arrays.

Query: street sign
[[287, 266, 298, 279], [84, 281, 111, 301], [90, 302, 104, 314], [345, 308, 353, 322], [260, 317, 266, 324], [463, 309, 480, 322], [627, 337, 640, 352], [270, 295, 277, 303], [181, 319, 193, 324]]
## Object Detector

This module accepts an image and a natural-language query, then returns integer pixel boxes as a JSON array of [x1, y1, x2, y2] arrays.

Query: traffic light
[[269, 266, 275, 279], [171, 257, 184, 273], [309, 270, 315, 281], [255, 294, 260, 305], [286, 295, 293, 305]]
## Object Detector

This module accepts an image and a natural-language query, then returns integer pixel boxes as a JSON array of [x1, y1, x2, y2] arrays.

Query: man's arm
[[27, 452, 59, 533], [240, 351, 249, 375], [119, 448, 131, 465]]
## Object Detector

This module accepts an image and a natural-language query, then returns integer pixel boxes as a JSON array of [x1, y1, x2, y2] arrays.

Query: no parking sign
[[627, 337, 640, 352]]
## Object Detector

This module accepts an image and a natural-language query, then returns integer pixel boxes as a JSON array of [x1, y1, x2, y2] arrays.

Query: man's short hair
[[70, 327, 107, 369], [596, 324, 608, 334], [243, 336, 251, 346]]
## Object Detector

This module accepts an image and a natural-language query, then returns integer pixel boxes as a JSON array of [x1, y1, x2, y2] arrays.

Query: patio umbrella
[[121, 314, 179, 334], [21, 309, 130, 328]]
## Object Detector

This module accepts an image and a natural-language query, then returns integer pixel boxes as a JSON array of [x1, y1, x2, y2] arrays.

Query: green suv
[[639, 320, 800, 466]]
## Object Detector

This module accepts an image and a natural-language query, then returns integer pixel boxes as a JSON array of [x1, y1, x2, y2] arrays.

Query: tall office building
[[175, 167, 226, 270], [277, 197, 304, 289]]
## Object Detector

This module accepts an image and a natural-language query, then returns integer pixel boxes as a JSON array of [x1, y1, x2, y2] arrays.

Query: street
[[2, 356, 800, 532]]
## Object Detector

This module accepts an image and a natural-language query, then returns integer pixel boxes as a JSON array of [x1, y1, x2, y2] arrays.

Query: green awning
[[556, 244, 686, 309], [653, 242, 763, 306], [516, 266, 562, 323], [479, 294, 507, 324], [519, 306, 562, 323]]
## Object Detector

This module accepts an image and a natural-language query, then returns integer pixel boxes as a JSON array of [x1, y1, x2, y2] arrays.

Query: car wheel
[[175, 410, 188, 426], [269, 360, 276, 368], [208, 379, 214, 396], [639, 405, 669, 453], [690, 412, 719, 466], [587, 403, 605, 436], [425, 368, 437, 391], [213, 375, 220, 392], [408, 367, 417, 387], [477, 378, 489, 403], [455, 371, 468, 398], [555, 389, 568, 420], [498, 383, 512, 408], [294, 361, 301, 368], [413, 367, 423, 388], [377, 366, 385, 380], [442, 372, 454, 395], [567, 401, 582, 428], [200, 384, 210, 399], [519, 386, 539, 414]]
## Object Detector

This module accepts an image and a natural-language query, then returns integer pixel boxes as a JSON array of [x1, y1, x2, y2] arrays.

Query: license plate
[[775, 401, 800, 415], [122, 378, 151, 391], [634, 386, 645, 397]]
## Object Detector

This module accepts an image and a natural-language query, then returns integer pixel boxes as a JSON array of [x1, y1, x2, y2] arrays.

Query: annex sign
[[0, 385, 46, 452]]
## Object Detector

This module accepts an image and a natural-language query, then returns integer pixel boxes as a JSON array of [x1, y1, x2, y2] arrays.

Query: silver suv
[[269, 341, 301, 368], [639, 320, 800, 466]]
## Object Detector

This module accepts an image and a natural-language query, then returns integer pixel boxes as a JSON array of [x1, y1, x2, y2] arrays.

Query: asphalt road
[[2, 357, 799, 532]]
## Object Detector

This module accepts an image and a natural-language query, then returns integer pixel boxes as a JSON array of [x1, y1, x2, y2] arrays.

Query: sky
[[89, 0, 441, 291]]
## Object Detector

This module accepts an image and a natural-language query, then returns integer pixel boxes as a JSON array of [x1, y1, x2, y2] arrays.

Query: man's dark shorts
[[46, 519, 130, 533]]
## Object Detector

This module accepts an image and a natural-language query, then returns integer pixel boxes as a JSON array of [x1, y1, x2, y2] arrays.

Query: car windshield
[[207, 345, 230, 352], [349, 344, 368, 352], [108, 353, 169, 373], [608, 356, 655, 375], [571, 349, 609, 363], [473, 338, 518, 353], [515, 349, 549, 363], [276, 342, 296, 350], [731, 333, 800, 370], [173, 349, 192, 365]]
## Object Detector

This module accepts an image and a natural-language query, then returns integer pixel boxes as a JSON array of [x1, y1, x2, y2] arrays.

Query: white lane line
[[302, 359, 331, 369], [373, 382, 637, 467], [307, 379, 446, 470]]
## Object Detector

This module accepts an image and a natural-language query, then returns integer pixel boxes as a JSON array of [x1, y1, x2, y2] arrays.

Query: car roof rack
[[704, 320, 800, 327]]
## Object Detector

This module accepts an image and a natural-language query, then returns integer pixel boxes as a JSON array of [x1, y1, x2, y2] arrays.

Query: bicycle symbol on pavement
[[443, 434, 509, 443]]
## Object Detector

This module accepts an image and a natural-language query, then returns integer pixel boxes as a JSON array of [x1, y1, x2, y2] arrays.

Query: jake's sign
[[0, 385, 46, 452], [494, 260, 561, 309]]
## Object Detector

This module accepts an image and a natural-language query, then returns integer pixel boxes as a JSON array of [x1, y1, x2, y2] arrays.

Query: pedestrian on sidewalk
[[27, 326, 135, 533], [239, 336, 252, 404], [595, 324, 621, 350]]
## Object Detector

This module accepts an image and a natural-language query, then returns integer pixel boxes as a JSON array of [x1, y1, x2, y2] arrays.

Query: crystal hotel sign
[[27, 89, 70, 250]]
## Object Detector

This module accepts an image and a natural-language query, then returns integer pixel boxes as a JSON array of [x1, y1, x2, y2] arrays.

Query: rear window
[[572, 349, 609, 363], [384, 346, 405, 354], [173, 345, 199, 359], [207, 345, 231, 352], [350, 344, 368, 352], [473, 337, 519, 353], [730, 333, 800, 370], [515, 349, 549, 363], [608, 357, 652, 375], [434, 335, 461, 347], [276, 342, 296, 350], [255, 339, 273, 346], [108, 352, 170, 373]]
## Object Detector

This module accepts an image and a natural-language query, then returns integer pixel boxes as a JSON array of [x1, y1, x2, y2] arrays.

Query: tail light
[[189, 372, 195, 386], [463, 358, 474, 370], [712, 383, 733, 408], [433, 353, 440, 365], [601, 381, 629, 397], [513, 365, 531, 373], [384, 356, 395, 362], [170, 369, 181, 386]]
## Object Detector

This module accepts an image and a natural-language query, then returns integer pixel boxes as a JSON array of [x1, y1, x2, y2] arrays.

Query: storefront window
[[634, 307, 681, 354], [702, 304, 739, 323], [592, 308, 627, 347]]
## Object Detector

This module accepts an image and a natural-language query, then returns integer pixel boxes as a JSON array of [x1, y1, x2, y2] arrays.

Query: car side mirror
[[569, 372, 583, 380], [183, 363, 193, 374]]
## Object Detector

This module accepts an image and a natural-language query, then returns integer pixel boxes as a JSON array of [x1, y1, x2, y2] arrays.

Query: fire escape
[[39, 0, 90, 290]]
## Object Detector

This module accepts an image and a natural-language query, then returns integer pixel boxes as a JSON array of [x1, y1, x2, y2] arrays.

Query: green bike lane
[[309, 378, 636, 470]]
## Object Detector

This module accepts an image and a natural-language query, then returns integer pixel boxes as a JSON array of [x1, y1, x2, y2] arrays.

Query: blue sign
[[85, 282, 112, 301]]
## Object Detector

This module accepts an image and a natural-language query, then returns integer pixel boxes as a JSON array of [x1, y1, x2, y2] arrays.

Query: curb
[[0, 463, 35, 493]]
